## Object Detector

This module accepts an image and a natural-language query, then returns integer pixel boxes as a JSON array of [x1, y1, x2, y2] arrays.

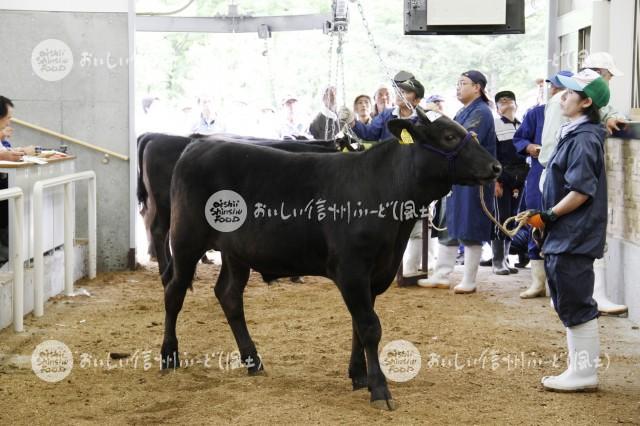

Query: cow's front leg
[[338, 276, 396, 411], [214, 257, 263, 375], [349, 318, 368, 391]]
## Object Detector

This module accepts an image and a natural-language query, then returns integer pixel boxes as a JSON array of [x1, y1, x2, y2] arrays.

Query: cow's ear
[[388, 119, 417, 144]]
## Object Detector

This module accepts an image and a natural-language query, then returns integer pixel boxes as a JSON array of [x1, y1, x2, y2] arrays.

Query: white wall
[[608, 0, 635, 116], [0, 0, 128, 13]]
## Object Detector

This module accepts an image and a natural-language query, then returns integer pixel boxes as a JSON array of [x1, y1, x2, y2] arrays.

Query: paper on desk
[[0, 156, 49, 166], [22, 156, 49, 164]]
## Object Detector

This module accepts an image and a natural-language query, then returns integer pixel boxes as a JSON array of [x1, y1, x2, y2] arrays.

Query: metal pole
[[33, 183, 44, 317], [13, 195, 24, 332], [88, 176, 97, 279], [64, 182, 74, 296]]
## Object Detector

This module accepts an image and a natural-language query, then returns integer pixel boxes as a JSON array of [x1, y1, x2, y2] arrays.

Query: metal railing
[[33, 171, 97, 317], [12, 117, 128, 161], [0, 187, 25, 332]]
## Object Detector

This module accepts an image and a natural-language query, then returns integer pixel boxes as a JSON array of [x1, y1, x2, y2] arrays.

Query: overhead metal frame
[[136, 0, 349, 36], [136, 14, 332, 34]]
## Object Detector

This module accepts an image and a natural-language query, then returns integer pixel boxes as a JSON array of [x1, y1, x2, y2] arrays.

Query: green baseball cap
[[557, 68, 610, 108]]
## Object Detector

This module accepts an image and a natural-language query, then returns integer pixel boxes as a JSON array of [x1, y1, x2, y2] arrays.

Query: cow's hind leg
[[214, 255, 263, 375], [160, 237, 205, 369], [338, 273, 395, 410]]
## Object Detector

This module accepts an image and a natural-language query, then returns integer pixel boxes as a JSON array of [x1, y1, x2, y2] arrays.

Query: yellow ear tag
[[400, 128, 414, 145]]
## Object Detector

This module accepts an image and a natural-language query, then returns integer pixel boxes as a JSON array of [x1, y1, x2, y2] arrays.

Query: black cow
[[137, 132, 358, 275], [161, 108, 501, 410]]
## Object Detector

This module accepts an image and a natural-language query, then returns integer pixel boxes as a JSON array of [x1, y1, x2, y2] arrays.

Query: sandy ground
[[0, 261, 639, 425]]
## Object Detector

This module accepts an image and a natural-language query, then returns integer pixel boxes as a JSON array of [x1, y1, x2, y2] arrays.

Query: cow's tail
[[161, 232, 173, 287], [136, 133, 152, 210]]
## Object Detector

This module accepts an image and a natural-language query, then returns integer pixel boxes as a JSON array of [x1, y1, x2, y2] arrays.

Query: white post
[[13, 195, 24, 332], [33, 182, 44, 317], [1, 187, 26, 333], [32, 171, 96, 319], [64, 182, 74, 296], [88, 176, 97, 279]]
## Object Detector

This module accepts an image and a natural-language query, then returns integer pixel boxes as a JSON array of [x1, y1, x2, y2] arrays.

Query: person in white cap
[[540, 52, 626, 165], [538, 52, 628, 315]]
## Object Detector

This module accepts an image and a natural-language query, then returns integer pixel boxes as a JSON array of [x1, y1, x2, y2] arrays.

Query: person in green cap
[[527, 68, 610, 392]]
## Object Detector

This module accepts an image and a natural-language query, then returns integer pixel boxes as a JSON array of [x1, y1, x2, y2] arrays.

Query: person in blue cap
[[424, 94, 445, 112], [419, 70, 496, 294], [527, 68, 610, 392], [514, 71, 572, 298]]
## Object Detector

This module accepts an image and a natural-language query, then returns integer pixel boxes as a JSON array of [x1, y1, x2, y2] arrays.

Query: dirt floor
[[1, 260, 639, 425]]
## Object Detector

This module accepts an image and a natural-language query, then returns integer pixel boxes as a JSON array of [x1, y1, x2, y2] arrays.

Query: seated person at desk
[[0, 96, 26, 162], [0, 96, 23, 264]]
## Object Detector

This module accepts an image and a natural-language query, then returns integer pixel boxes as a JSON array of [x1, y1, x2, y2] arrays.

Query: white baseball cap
[[582, 52, 624, 76]]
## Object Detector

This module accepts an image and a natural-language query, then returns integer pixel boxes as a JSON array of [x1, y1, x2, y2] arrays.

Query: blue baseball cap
[[545, 70, 574, 88]]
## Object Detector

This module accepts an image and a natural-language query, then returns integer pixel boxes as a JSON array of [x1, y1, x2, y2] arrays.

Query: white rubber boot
[[592, 258, 627, 315], [402, 237, 422, 276], [542, 318, 599, 392], [520, 259, 547, 298], [454, 245, 481, 294], [418, 244, 457, 288], [427, 237, 438, 273]]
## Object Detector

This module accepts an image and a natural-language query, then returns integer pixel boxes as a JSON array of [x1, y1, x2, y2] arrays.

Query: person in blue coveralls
[[527, 69, 610, 392], [490, 90, 525, 276], [418, 70, 496, 294]]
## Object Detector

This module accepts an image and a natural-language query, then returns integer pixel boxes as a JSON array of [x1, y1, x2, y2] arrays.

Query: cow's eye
[[445, 135, 456, 141]]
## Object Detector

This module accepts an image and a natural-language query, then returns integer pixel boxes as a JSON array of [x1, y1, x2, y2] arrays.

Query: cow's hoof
[[370, 399, 398, 411], [161, 352, 180, 370], [351, 376, 368, 391], [247, 359, 265, 376]]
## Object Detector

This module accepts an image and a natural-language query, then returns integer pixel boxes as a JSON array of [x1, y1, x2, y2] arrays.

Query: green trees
[[136, 0, 547, 121]]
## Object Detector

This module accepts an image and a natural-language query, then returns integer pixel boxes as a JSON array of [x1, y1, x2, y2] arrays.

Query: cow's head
[[388, 107, 501, 185]]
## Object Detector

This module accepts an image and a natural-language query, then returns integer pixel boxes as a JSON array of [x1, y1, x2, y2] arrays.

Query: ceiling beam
[[136, 14, 332, 33]]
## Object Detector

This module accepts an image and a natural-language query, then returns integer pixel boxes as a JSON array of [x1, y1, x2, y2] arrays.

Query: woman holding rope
[[527, 69, 610, 392]]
